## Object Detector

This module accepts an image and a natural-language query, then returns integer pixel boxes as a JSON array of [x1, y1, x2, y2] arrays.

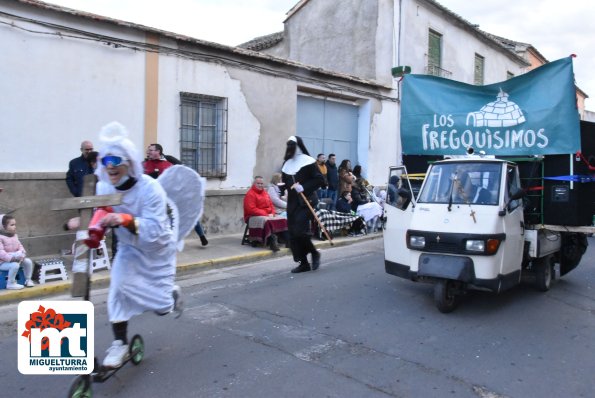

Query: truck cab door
[[500, 164, 525, 276], [384, 166, 416, 269]]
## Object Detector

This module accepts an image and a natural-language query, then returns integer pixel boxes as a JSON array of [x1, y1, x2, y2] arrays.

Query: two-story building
[[242, 0, 530, 166]]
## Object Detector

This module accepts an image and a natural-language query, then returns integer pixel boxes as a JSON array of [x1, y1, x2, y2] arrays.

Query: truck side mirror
[[498, 187, 526, 216], [509, 187, 526, 201]]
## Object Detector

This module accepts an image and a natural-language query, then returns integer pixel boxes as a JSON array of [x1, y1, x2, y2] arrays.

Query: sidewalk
[[0, 232, 381, 304]]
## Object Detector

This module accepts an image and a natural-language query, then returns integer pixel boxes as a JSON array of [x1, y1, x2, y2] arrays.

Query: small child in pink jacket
[[1, 215, 35, 290]]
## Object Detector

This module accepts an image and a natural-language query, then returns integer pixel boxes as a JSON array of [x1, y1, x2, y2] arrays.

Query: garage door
[[297, 95, 358, 164]]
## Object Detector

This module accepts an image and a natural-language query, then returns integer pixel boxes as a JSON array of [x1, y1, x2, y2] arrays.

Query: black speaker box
[[542, 120, 595, 226], [516, 121, 595, 226]]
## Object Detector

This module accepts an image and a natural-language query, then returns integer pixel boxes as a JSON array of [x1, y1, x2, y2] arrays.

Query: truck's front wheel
[[535, 254, 553, 292], [434, 280, 459, 313]]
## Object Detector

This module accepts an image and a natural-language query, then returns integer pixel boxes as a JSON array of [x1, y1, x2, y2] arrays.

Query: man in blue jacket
[[66, 140, 94, 197]]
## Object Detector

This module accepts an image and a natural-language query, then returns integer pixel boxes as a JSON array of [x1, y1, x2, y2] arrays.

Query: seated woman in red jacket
[[243, 176, 287, 251]]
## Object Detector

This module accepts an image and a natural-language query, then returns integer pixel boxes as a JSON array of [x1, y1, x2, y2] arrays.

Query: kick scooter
[[67, 334, 144, 398]]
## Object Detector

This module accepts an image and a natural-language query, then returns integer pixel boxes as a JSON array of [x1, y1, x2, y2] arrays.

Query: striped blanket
[[314, 209, 365, 239]]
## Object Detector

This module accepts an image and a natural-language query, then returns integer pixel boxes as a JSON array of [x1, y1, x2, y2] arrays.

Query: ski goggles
[[101, 155, 129, 167]]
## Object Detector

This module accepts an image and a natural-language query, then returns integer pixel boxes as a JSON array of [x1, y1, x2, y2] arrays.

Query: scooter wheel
[[68, 375, 92, 398], [434, 280, 459, 313], [130, 334, 144, 365]]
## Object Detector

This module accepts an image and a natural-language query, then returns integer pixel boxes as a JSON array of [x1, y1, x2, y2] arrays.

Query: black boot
[[200, 235, 209, 246], [269, 234, 280, 252], [311, 250, 321, 271], [291, 261, 311, 273]]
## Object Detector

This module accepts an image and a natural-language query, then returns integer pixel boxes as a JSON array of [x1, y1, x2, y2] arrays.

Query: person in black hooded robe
[[281, 136, 326, 273]]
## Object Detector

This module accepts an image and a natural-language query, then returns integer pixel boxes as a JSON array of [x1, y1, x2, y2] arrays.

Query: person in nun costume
[[281, 136, 326, 273], [94, 122, 183, 368]]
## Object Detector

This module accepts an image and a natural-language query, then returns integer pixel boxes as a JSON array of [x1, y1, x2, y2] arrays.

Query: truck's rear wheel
[[434, 280, 459, 313], [535, 254, 553, 292]]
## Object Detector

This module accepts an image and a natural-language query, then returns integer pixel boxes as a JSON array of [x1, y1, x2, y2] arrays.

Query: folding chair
[[241, 220, 252, 246], [241, 217, 262, 247]]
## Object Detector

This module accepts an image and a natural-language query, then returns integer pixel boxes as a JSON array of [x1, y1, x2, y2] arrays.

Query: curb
[[0, 233, 380, 304], [176, 233, 377, 274]]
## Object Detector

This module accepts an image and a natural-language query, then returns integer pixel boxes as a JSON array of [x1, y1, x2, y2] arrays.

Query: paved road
[[2, 238, 594, 397]]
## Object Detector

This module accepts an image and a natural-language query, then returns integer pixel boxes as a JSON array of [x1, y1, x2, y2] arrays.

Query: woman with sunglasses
[[91, 122, 183, 369]]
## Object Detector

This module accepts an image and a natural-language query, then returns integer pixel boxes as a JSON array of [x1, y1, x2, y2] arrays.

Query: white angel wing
[[158, 165, 205, 249]]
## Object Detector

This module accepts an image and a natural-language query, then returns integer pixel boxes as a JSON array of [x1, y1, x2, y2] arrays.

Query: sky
[[438, 0, 594, 111], [46, 0, 594, 110]]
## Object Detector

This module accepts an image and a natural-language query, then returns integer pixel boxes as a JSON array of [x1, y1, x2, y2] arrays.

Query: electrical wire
[[0, 10, 398, 102]]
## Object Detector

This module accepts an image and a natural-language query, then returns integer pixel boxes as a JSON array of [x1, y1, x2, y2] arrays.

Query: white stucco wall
[[157, 44, 262, 190], [400, 0, 526, 85], [366, 99, 400, 186], [0, 4, 146, 172]]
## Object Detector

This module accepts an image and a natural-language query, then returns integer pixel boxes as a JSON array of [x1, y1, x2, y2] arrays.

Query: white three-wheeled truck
[[383, 155, 589, 312]]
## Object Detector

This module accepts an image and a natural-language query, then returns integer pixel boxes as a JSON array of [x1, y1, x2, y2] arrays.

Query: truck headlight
[[409, 235, 426, 248], [465, 240, 485, 252], [465, 239, 501, 254]]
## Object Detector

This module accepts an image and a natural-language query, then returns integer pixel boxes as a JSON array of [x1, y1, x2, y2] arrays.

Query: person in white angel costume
[[83, 121, 203, 368]]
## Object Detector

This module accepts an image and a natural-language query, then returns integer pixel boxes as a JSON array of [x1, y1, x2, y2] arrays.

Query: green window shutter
[[428, 30, 442, 68]]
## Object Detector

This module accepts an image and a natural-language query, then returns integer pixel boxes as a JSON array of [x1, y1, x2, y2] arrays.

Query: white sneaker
[[25, 280, 35, 288], [102, 340, 129, 368], [6, 282, 24, 290]]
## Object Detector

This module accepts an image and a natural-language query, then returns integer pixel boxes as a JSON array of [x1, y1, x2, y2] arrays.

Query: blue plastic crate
[[0, 267, 26, 289]]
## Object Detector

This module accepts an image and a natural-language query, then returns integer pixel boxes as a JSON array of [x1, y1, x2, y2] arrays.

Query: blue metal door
[[297, 96, 358, 163]]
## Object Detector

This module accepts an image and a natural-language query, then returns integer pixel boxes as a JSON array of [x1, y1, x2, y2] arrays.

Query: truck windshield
[[417, 162, 501, 205]]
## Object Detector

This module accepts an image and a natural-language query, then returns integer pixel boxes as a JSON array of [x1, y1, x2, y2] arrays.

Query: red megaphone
[[84, 207, 113, 248]]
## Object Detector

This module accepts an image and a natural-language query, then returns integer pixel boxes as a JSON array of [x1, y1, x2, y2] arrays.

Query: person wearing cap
[[66, 140, 94, 197], [281, 136, 325, 273], [85, 122, 183, 368]]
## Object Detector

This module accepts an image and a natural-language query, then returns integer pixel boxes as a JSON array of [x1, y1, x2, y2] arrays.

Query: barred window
[[180, 93, 228, 178]]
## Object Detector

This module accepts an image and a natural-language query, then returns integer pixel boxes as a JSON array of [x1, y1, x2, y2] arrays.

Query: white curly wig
[[95, 121, 144, 183]]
